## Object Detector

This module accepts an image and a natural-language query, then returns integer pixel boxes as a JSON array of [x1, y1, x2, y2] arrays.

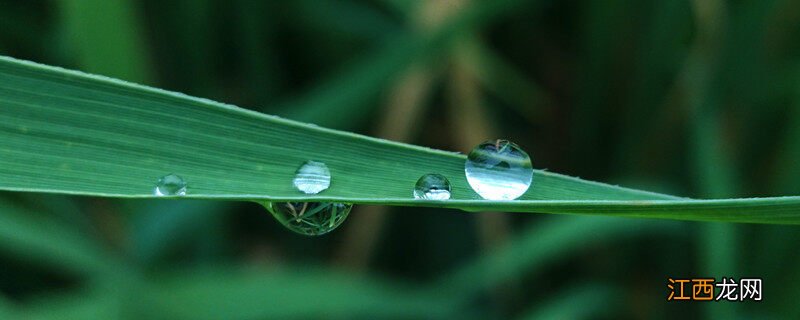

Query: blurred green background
[[1, 0, 799, 319]]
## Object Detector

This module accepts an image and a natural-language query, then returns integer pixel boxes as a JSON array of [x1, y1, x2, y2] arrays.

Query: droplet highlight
[[465, 139, 533, 200], [154, 173, 187, 196], [265, 202, 352, 236], [293, 160, 331, 194], [413, 174, 452, 200]]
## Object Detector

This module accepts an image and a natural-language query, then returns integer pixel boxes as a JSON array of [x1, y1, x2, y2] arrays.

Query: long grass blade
[[0, 56, 799, 224]]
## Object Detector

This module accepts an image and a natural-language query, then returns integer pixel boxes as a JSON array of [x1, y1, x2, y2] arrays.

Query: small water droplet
[[413, 174, 451, 200], [465, 139, 533, 200], [154, 173, 187, 196], [265, 202, 352, 236], [293, 161, 331, 194]]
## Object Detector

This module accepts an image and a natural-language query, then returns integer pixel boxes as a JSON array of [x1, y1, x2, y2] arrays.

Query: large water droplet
[[265, 202, 352, 236], [154, 173, 187, 196], [465, 139, 533, 200], [293, 161, 331, 194], [413, 174, 451, 200]]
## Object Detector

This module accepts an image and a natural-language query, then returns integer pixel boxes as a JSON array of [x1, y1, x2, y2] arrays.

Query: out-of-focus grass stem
[[686, 0, 739, 318]]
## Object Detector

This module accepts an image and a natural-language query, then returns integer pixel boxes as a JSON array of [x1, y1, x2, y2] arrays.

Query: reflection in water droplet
[[465, 139, 533, 200], [293, 160, 331, 194], [413, 174, 452, 200], [265, 202, 352, 236], [154, 173, 187, 196]]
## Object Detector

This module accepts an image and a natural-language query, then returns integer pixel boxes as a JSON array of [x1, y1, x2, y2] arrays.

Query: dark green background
[[1, 0, 798, 319]]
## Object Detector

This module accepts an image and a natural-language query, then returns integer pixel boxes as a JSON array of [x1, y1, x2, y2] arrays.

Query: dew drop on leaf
[[154, 173, 187, 196], [292, 160, 331, 194], [413, 174, 452, 200], [265, 202, 351, 236], [465, 139, 533, 200]]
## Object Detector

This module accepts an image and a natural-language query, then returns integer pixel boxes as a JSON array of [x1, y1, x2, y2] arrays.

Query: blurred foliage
[[0, 0, 799, 319]]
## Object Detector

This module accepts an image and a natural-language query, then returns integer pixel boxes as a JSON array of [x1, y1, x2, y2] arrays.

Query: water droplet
[[413, 174, 452, 200], [292, 161, 331, 194], [154, 173, 187, 196], [465, 139, 533, 200], [265, 202, 352, 236]]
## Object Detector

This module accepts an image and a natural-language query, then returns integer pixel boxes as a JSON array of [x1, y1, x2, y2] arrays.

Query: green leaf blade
[[1, 55, 799, 224]]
